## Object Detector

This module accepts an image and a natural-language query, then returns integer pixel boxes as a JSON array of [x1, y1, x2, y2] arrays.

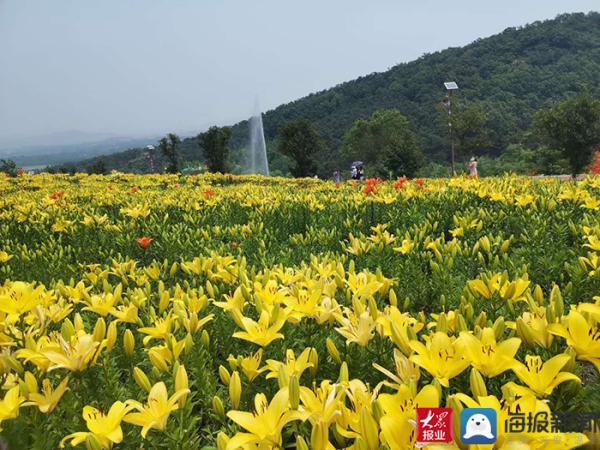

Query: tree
[[342, 109, 425, 178], [439, 99, 491, 170], [198, 126, 232, 173], [86, 158, 108, 175], [0, 159, 17, 177], [278, 119, 325, 177], [158, 133, 182, 174], [532, 93, 600, 177]]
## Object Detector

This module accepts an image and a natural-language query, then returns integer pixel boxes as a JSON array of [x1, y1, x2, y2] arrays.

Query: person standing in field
[[351, 166, 358, 180], [469, 157, 478, 176], [334, 169, 340, 183]]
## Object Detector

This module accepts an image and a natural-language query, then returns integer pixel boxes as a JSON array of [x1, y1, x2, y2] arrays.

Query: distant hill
[[58, 12, 600, 176]]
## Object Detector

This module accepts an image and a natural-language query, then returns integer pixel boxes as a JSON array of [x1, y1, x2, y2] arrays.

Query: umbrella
[[351, 161, 364, 167]]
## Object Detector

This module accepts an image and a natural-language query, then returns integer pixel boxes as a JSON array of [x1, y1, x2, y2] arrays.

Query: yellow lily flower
[[124, 382, 190, 438], [82, 292, 120, 316], [41, 332, 106, 372], [226, 389, 309, 449], [409, 332, 470, 387], [265, 348, 315, 380], [459, 328, 520, 377], [506, 310, 554, 349], [510, 354, 581, 398], [0, 386, 24, 431], [227, 350, 268, 381], [547, 311, 600, 372], [0, 281, 45, 318], [373, 348, 420, 390], [138, 314, 175, 345], [336, 311, 376, 347], [60, 401, 133, 449], [232, 310, 285, 347], [24, 376, 69, 413], [378, 384, 439, 450]]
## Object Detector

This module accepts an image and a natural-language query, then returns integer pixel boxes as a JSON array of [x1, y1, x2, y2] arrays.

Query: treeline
[[45, 12, 600, 178]]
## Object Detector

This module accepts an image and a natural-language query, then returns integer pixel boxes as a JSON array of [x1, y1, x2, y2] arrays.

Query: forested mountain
[[63, 12, 600, 176]]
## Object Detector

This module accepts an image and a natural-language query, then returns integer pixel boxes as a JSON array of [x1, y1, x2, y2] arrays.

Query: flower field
[[2, 172, 600, 449]]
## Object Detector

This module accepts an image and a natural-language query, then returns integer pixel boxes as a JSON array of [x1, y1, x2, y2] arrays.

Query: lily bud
[[175, 365, 189, 408], [563, 347, 577, 373], [213, 396, 226, 422], [389, 289, 397, 307], [368, 297, 379, 322], [277, 365, 289, 388], [470, 368, 487, 398], [403, 297, 410, 311], [326, 338, 342, 364], [436, 313, 448, 333], [201, 330, 210, 349], [149, 350, 169, 373], [418, 311, 426, 324], [61, 320, 75, 342], [533, 285, 544, 306], [309, 348, 318, 377], [455, 314, 468, 333], [296, 435, 309, 450], [106, 321, 117, 354], [85, 433, 103, 450], [219, 365, 231, 386], [492, 317, 505, 342], [406, 325, 418, 342], [339, 362, 349, 383], [359, 407, 379, 450], [465, 303, 474, 322], [447, 395, 466, 450], [229, 371, 242, 410], [372, 399, 383, 424], [6, 356, 23, 374], [133, 367, 152, 393], [159, 291, 170, 314], [431, 379, 442, 400], [475, 311, 487, 329], [184, 333, 194, 355], [217, 432, 230, 450], [92, 318, 106, 343], [24, 372, 38, 395], [390, 322, 411, 355], [552, 285, 564, 319], [123, 329, 135, 359], [289, 374, 300, 410], [408, 379, 417, 398], [311, 422, 329, 450], [516, 317, 535, 350]]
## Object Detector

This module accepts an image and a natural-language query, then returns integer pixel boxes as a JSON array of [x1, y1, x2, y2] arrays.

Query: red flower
[[130, 187, 138, 194], [108, 184, 113, 190], [49, 191, 65, 199], [136, 237, 153, 248], [5, 174, 9, 178], [393, 176, 407, 189], [204, 189, 216, 197], [335, 182, 341, 188], [173, 184, 179, 188], [415, 179, 424, 186], [232, 242, 243, 248], [17, 168, 24, 176]]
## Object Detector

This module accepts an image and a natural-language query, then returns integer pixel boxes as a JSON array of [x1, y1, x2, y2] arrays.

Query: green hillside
[[64, 12, 600, 176]]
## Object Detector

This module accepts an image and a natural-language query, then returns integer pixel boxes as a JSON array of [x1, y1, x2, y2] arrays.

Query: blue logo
[[460, 408, 497, 444]]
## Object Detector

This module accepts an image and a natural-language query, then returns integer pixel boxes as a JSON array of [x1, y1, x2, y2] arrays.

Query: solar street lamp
[[146, 145, 156, 173], [444, 82, 458, 176]]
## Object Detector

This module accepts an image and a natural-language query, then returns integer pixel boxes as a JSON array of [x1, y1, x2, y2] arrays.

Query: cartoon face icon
[[464, 413, 494, 439]]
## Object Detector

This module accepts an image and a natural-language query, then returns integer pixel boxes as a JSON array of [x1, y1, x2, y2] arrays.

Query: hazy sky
[[0, 0, 598, 140]]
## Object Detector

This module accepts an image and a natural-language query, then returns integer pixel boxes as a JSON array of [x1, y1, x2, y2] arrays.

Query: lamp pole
[[450, 89, 455, 177], [444, 82, 459, 177]]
